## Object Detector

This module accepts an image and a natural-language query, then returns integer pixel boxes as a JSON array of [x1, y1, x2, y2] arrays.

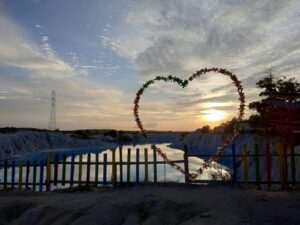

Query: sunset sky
[[0, 0, 300, 131]]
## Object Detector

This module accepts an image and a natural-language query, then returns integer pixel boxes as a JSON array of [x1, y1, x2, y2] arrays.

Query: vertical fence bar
[[242, 144, 248, 186], [86, 153, 91, 186], [119, 147, 123, 184], [46, 153, 51, 191], [103, 153, 107, 185], [70, 154, 75, 187], [25, 160, 30, 190], [183, 145, 190, 184], [163, 161, 166, 183], [283, 142, 288, 189], [111, 149, 117, 186], [39, 160, 44, 192], [254, 144, 260, 188], [266, 143, 272, 190], [136, 148, 140, 184], [62, 154, 66, 186], [144, 148, 148, 183], [78, 154, 82, 186], [0, 162, 1, 189], [18, 161, 23, 191], [33, 160, 37, 191], [95, 153, 99, 186], [290, 145, 296, 187], [278, 143, 285, 190], [54, 153, 59, 186], [153, 146, 157, 183], [11, 160, 15, 189], [231, 144, 237, 185], [3, 160, 8, 190], [127, 148, 131, 183]]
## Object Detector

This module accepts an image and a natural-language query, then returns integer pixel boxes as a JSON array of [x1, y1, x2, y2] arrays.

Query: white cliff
[[0, 131, 117, 160]]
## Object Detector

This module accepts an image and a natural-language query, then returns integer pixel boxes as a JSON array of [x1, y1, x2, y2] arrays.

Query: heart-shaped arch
[[133, 68, 246, 180]]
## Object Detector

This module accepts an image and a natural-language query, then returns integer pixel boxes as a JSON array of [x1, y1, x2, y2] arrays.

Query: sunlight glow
[[203, 109, 225, 122]]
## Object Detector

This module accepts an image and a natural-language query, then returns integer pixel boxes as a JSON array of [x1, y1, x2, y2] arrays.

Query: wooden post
[[119, 147, 123, 184], [242, 144, 248, 186], [62, 154, 67, 186], [25, 160, 30, 190], [78, 154, 82, 186], [95, 153, 99, 186], [127, 148, 131, 184], [153, 146, 157, 183], [39, 160, 44, 192], [266, 143, 272, 190], [18, 161, 23, 191], [32, 160, 37, 191], [70, 154, 75, 187], [136, 148, 140, 184], [232, 144, 237, 185], [103, 153, 107, 185], [11, 160, 16, 190], [278, 143, 285, 190], [183, 145, 190, 184], [46, 153, 51, 191], [254, 144, 260, 188], [144, 148, 148, 183], [111, 149, 117, 186], [290, 145, 296, 187], [283, 142, 288, 189], [86, 153, 91, 186], [54, 153, 59, 186], [3, 160, 7, 190]]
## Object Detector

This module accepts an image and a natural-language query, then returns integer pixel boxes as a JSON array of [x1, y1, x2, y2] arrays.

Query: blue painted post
[[136, 148, 140, 184], [232, 144, 237, 185], [95, 153, 99, 186], [70, 154, 75, 187], [11, 160, 15, 189], [103, 153, 107, 185], [127, 148, 131, 183], [25, 160, 30, 190], [4, 160, 8, 190], [152, 146, 157, 183], [119, 147, 123, 184], [111, 149, 117, 186], [86, 153, 91, 186], [33, 160, 37, 191], [184, 145, 190, 184], [39, 160, 44, 192], [54, 153, 59, 186], [290, 145, 296, 187]]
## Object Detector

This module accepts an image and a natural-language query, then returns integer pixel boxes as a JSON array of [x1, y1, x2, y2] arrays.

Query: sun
[[203, 109, 225, 122]]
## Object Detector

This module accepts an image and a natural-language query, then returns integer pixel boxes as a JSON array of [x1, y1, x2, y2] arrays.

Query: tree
[[249, 69, 300, 128], [201, 125, 210, 133]]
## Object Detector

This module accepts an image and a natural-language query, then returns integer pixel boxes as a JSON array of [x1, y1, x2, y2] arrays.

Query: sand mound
[[0, 185, 299, 225]]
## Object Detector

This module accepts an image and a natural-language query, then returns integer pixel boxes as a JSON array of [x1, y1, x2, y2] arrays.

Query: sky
[[0, 0, 300, 131]]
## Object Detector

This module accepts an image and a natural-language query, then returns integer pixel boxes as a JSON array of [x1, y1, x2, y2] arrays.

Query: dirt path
[[0, 185, 299, 225]]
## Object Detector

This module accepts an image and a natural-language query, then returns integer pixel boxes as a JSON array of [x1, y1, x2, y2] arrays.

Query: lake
[[0, 143, 229, 191]]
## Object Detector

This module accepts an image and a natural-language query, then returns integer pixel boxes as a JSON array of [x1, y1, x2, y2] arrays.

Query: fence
[[0, 143, 299, 192]]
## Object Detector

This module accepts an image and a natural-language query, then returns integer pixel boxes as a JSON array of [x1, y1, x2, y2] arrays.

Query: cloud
[[0, 12, 133, 130], [0, 13, 74, 77], [103, 1, 297, 100], [103, 0, 300, 125], [116, 0, 300, 81], [35, 24, 43, 29]]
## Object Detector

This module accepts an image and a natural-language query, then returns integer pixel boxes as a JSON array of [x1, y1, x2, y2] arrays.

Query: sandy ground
[[0, 185, 299, 225]]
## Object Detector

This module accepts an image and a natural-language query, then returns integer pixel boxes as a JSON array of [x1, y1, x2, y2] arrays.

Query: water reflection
[[0, 143, 229, 191]]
